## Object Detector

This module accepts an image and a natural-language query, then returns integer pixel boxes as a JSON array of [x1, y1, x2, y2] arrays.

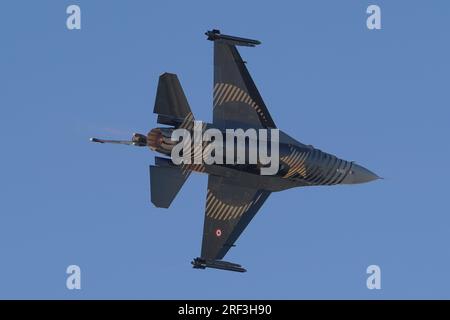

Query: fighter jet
[[91, 30, 380, 272]]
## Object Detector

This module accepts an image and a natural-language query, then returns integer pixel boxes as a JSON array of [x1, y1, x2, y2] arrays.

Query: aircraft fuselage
[[143, 121, 379, 191]]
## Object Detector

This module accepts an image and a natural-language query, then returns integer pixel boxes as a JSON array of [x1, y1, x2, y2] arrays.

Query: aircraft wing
[[193, 174, 271, 271], [207, 30, 276, 129]]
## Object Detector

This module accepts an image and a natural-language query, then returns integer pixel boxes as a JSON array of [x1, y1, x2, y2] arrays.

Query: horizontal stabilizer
[[154, 156, 175, 167], [154, 73, 192, 119], [156, 114, 184, 127], [149, 164, 190, 208], [191, 257, 246, 273]]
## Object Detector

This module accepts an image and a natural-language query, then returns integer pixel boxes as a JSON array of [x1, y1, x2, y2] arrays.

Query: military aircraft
[[91, 30, 380, 272]]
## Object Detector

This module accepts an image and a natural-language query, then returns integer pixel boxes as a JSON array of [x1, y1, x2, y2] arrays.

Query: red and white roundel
[[215, 229, 222, 237]]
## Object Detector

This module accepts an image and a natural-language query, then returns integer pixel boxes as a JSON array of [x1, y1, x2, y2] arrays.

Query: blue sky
[[0, 0, 449, 299]]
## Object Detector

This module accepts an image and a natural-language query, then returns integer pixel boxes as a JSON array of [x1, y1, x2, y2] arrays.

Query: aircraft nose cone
[[341, 163, 380, 185]]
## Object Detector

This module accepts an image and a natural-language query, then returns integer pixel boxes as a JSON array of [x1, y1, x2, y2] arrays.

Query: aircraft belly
[[204, 164, 302, 191]]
